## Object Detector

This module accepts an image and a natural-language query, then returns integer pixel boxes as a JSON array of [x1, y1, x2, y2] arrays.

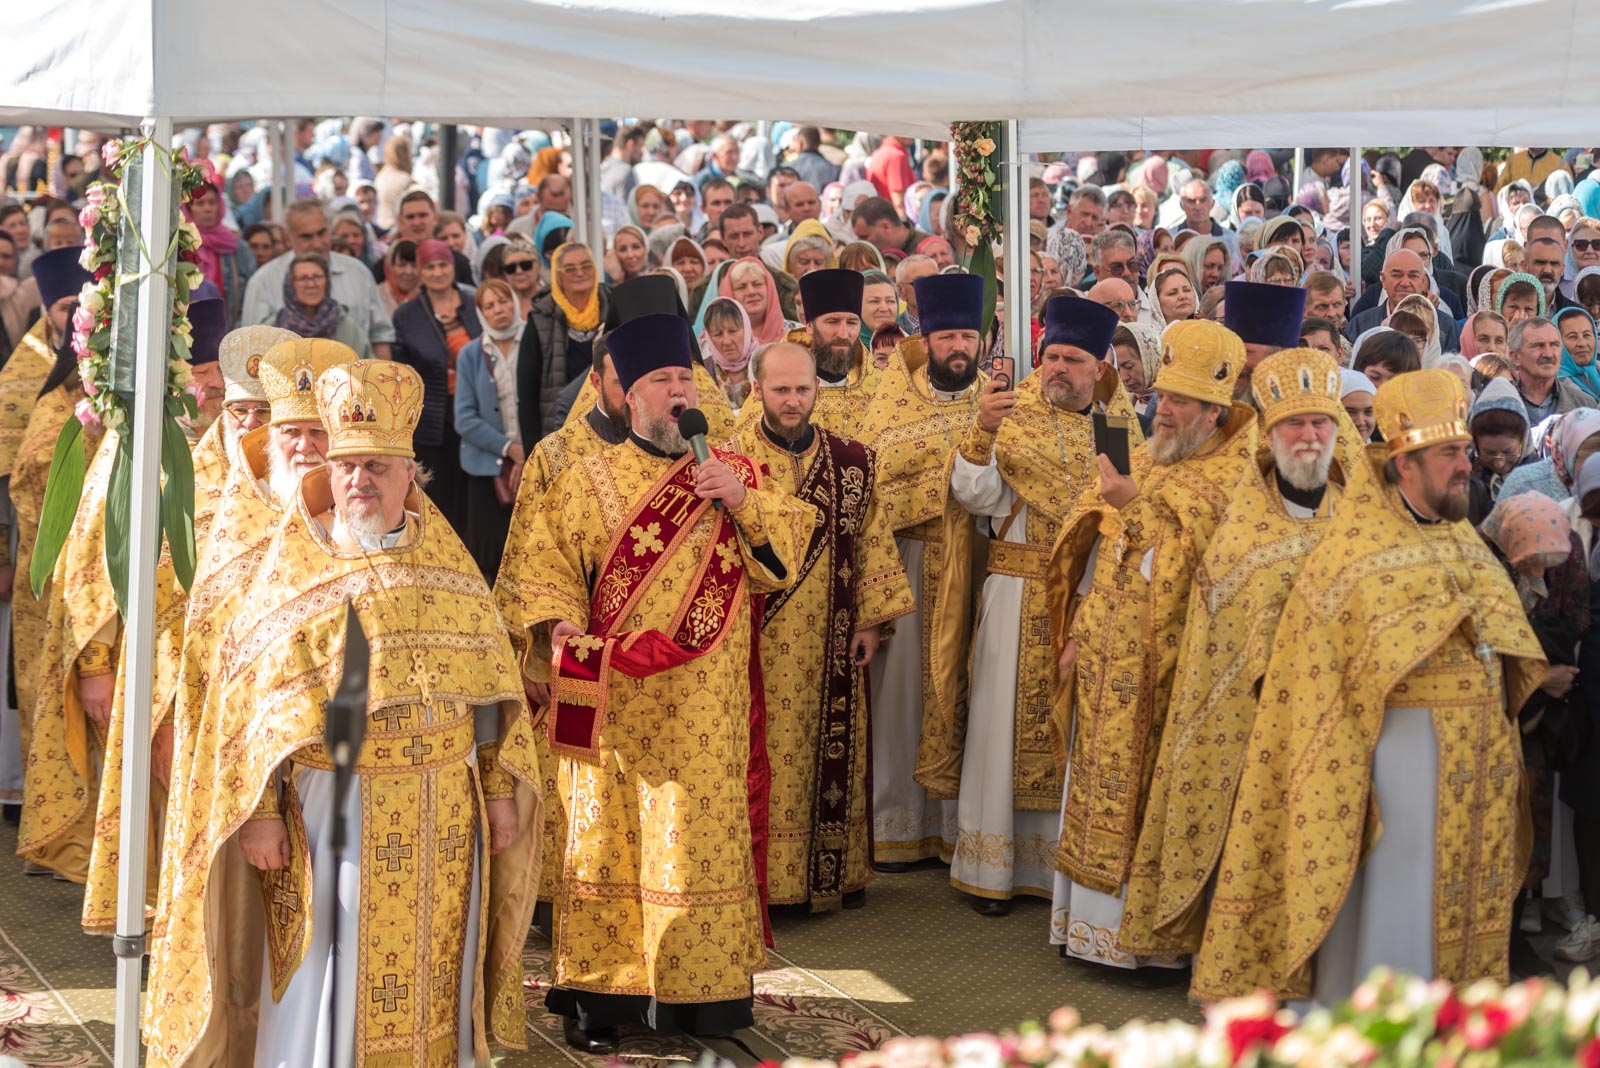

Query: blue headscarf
[[692, 260, 733, 336], [1575, 176, 1600, 220], [1557, 305, 1600, 403], [531, 211, 574, 268], [1211, 159, 1247, 207]]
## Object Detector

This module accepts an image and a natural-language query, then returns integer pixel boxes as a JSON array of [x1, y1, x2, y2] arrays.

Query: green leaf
[[968, 242, 998, 344], [170, 333, 191, 363], [104, 435, 133, 617], [160, 414, 196, 591], [29, 419, 86, 598]]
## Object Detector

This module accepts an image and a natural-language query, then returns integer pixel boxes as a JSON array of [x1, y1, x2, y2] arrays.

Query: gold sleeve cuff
[[957, 424, 998, 466], [249, 783, 282, 821], [477, 742, 516, 800], [77, 641, 115, 678], [729, 488, 772, 547]]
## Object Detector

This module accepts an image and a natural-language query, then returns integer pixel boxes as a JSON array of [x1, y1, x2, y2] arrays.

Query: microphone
[[676, 407, 719, 510]]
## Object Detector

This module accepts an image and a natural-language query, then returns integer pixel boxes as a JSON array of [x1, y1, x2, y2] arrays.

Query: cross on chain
[[1100, 768, 1129, 801], [1475, 639, 1499, 695], [1111, 672, 1138, 706], [371, 974, 408, 1012], [376, 833, 412, 871], [403, 736, 434, 765], [439, 825, 468, 863], [1447, 761, 1474, 801]]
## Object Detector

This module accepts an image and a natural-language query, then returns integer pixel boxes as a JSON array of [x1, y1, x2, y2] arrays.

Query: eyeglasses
[[1575, 239, 1600, 253], [291, 274, 326, 286], [225, 402, 270, 420], [1106, 300, 1138, 312], [1476, 444, 1522, 462], [559, 262, 594, 276], [502, 259, 537, 274]]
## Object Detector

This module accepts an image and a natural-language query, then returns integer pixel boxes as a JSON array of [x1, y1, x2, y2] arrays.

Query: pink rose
[[185, 379, 209, 408], [79, 204, 100, 231], [72, 330, 90, 358], [72, 305, 95, 334], [85, 184, 106, 209], [195, 157, 216, 184], [74, 398, 102, 431], [101, 139, 122, 169], [81, 373, 98, 396]]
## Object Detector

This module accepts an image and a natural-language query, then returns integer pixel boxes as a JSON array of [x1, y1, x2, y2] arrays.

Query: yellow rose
[[974, 137, 996, 157], [965, 224, 981, 246]]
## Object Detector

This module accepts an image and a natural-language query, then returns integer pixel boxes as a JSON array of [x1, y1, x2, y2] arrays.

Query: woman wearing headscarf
[[1503, 409, 1600, 502], [1396, 174, 1455, 262], [1390, 292, 1443, 367], [1047, 225, 1089, 287], [1575, 176, 1600, 221], [454, 278, 525, 581], [1492, 180, 1538, 240], [1111, 320, 1160, 432], [1180, 235, 1232, 294], [918, 189, 948, 234], [1574, 266, 1600, 321], [696, 296, 757, 410], [782, 218, 838, 279], [667, 236, 708, 291], [1142, 255, 1197, 330], [626, 184, 668, 231], [837, 241, 886, 274], [1133, 227, 1170, 280], [274, 252, 373, 356], [517, 240, 610, 443], [1496, 271, 1548, 325], [185, 180, 249, 325], [1248, 246, 1303, 287], [719, 257, 794, 345], [531, 210, 575, 268], [373, 135, 415, 230], [376, 239, 421, 316], [1557, 306, 1600, 403], [1244, 150, 1276, 186], [1463, 309, 1510, 359]]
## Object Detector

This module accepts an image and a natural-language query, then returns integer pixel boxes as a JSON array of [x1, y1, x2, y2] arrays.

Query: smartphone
[[990, 354, 1015, 392], [1092, 412, 1132, 476]]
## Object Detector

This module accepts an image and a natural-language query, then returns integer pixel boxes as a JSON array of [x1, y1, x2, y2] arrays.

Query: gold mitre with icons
[[1374, 368, 1470, 456], [1152, 319, 1245, 407], [218, 325, 299, 404], [1251, 347, 1342, 430], [315, 359, 424, 459], [260, 338, 360, 426]]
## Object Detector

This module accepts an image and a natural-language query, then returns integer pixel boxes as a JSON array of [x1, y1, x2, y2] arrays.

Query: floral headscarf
[[1135, 227, 1169, 278], [1553, 408, 1600, 487], [1480, 491, 1575, 608], [1046, 224, 1088, 287], [1245, 150, 1276, 184]]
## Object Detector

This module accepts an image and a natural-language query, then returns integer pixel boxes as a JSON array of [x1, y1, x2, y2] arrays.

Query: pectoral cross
[[371, 974, 408, 1012]]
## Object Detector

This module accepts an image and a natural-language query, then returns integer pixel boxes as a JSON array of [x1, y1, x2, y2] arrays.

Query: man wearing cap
[[1046, 319, 1257, 972], [147, 360, 541, 1067], [1120, 347, 1351, 961], [1194, 369, 1544, 1004], [948, 296, 1143, 915], [1223, 279, 1307, 403], [861, 272, 990, 870], [733, 340, 913, 914], [19, 297, 230, 893], [796, 267, 884, 434], [500, 313, 810, 1053]]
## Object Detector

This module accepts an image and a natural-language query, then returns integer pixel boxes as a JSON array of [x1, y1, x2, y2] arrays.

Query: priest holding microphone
[[498, 312, 813, 1054]]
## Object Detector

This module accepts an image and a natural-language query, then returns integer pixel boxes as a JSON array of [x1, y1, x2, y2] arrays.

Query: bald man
[[1343, 248, 1462, 350], [784, 182, 822, 226], [1085, 278, 1140, 323]]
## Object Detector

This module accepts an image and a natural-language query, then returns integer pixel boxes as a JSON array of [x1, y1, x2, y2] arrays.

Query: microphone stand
[[323, 604, 370, 1068]]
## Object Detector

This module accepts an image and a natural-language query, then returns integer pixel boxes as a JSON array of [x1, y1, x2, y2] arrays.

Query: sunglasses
[[502, 259, 537, 274], [559, 262, 594, 275], [1575, 239, 1600, 253]]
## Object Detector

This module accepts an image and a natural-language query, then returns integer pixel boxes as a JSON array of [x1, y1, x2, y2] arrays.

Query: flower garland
[[72, 135, 211, 432], [774, 968, 1600, 1068], [950, 121, 1002, 255]]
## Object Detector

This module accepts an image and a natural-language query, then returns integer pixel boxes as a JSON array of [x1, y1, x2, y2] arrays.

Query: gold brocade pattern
[[1190, 448, 1545, 1001], [12, 378, 102, 881], [143, 471, 541, 1067], [496, 439, 810, 1003], [1047, 402, 1258, 896], [864, 360, 988, 801], [734, 424, 914, 906], [563, 362, 735, 439], [1119, 451, 1342, 956], [730, 352, 885, 441], [0, 320, 53, 478]]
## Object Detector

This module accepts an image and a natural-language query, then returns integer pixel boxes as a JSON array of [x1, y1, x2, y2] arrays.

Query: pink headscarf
[[1246, 150, 1276, 184], [1139, 154, 1169, 196], [183, 183, 239, 294], [718, 257, 786, 344], [1480, 491, 1575, 607], [1554, 409, 1600, 486], [697, 296, 757, 378]]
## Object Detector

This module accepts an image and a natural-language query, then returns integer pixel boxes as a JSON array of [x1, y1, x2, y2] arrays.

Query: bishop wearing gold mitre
[[730, 332, 914, 914], [9, 248, 102, 831], [1046, 318, 1257, 971], [948, 296, 1142, 914], [1192, 368, 1545, 1005], [499, 311, 811, 1055], [20, 297, 227, 894], [1119, 347, 1350, 960], [142, 360, 542, 1068], [861, 271, 990, 870]]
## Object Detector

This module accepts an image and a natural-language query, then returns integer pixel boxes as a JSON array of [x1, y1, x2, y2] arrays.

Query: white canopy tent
[[6, 2, 1600, 1064]]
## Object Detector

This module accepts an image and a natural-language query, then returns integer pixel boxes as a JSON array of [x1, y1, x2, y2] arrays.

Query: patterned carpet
[[0, 819, 1198, 1068]]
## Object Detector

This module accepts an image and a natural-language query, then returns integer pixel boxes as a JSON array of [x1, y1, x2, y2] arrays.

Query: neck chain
[[1397, 487, 1499, 695], [1044, 398, 1092, 517]]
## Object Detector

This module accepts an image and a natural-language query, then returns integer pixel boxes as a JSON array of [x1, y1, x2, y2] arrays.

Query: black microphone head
[[676, 406, 710, 440]]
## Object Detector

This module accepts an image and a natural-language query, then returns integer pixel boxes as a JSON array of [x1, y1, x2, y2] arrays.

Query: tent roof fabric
[[6, 0, 1598, 148]]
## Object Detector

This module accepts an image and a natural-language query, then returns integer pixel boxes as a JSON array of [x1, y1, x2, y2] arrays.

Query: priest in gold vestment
[[499, 312, 810, 1054], [1192, 369, 1545, 1005], [1047, 319, 1257, 970], [732, 335, 914, 912], [949, 296, 1141, 912], [143, 360, 541, 1068], [862, 272, 990, 868], [1119, 347, 1348, 959]]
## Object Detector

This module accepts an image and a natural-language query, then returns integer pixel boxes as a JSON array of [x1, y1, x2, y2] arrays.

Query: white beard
[[264, 443, 323, 506], [223, 422, 244, 467], [338, 501, 393, 542], [1269, 433, 1334, 492]]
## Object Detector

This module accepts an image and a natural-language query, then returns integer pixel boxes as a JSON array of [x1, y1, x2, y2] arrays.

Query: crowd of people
[[1, 122, 1598, 1062]]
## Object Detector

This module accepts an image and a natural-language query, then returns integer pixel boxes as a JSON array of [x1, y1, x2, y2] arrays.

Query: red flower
[[94, 263, 113, 282], [1462, 1004, 1513, 1051], [1580, 1038, 1600, 1068], [1434, 990, 1463, 1035], [1225, 1016, 1291, 1065]]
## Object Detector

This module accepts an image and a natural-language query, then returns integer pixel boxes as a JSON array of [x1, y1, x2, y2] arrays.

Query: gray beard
[[264, 442, 323, 506], [1148, 418, 1216, 466], [339, 501, 394, 542], [1269, 435, 1334, 492], [639, 412, 689, 455], [223, 423, 244, 467]]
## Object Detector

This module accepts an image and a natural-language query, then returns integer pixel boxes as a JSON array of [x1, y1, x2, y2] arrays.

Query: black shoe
[[1, 804, 18, 825], [842, 889, 866, 910], [1128, 966, 1191, 989], [562, 1019, 618, 1055], [532, 900, 553, 938], [970, 896, 1011, 917], [873, 861, 910, 873]]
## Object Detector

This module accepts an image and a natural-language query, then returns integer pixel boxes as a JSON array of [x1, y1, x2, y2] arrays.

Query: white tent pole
[[1002, 119, 1031, 380], [270, 120, 290, 225], [568, 119, 589, 247], [587, 118, 604, 263], [1292, 147, 1304, 198], [1349, 145, 1363, 304], [111, 115, 173, 1068]]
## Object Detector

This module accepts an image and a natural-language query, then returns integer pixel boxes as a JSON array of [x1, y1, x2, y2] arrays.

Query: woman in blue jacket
[[453, 278, 526, 581]]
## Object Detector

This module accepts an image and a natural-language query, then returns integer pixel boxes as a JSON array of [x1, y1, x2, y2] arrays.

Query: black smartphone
[[1092, 411, 1132, 476]]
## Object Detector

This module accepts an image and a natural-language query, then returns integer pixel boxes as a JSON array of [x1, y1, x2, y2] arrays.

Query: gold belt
[[293, 711, 476, 774], [986, 540, 1049, 579]]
